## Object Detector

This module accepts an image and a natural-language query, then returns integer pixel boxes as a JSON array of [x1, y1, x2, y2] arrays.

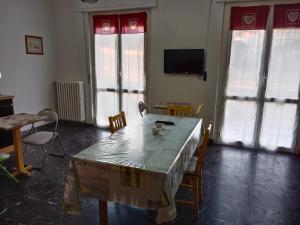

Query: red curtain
[[93, 15, 118, 34], [94, 13, 147, 34], [274, 3, 300, 28], [231, 6, 270, 30], [120, 12, 147, 34]]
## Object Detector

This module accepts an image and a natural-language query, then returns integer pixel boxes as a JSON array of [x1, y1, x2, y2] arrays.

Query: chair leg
[[192, 176, 199, 218], [23, 144, 29, 156], [40, 145, 49, 169], [57, 134, 67, 156], [48, 136, 66, 159], [199, 170, 203, 202], [0, 164, 19, 183], [99, 200, 108, 225]]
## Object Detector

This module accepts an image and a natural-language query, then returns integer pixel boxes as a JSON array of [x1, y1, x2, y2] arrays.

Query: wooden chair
[[109, 111, 127, 134], [194, 104, 204, 116], [176, 121, 213, 217], [168, 104, 193, 117]]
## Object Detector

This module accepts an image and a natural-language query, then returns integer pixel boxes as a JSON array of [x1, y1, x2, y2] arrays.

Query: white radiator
[[56, 81, 85, 122]]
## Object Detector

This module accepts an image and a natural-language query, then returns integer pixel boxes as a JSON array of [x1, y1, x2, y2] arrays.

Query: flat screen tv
[[164, 49, 204, 74]]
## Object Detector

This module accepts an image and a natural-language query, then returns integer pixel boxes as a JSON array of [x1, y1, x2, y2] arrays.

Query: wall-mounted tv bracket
[[197, 71, 207, 81]]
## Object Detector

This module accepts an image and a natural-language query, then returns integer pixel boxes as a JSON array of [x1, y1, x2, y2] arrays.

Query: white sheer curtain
[[222, 99, 257, 145], [221, 30, 265, 146], [95, 34, 119, 127], [226, 30, 265, 98], [260, 29, 300, 151], [221, 5, 300, 152], [121, 33, 145, 124]]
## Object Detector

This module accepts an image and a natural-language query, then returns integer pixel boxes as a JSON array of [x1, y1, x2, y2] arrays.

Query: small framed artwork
[[25, 35, 43, 55]]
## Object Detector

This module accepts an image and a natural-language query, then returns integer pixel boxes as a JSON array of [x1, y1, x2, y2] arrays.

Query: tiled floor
[[0, 121, 300, 225]]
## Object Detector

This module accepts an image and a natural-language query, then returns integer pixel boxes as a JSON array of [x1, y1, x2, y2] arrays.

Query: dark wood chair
[[108, 111, 127, 134], [176, 121, 213, 217]]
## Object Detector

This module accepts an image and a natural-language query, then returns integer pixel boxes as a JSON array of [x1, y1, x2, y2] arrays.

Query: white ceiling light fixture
[[81, 0, 98, 3]]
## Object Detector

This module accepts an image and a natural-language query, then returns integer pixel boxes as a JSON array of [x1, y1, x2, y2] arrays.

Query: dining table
[[0, 113, 47, 176], [63, 114, 203, 224]]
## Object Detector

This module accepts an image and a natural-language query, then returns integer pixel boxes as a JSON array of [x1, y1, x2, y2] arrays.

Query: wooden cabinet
[[0, 96, 14, 153]]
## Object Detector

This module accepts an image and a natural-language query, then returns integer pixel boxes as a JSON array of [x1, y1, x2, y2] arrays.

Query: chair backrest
[[168, 105, 193, 117], [138, 102, 149, 117], [37, 109, 59, 132], [194, 104, 204, 116], [195, 121, 213, 174], [109, 111, 127, 134]]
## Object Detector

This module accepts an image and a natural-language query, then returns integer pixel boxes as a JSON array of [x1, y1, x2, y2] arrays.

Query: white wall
[[148, 0, 212, 121], [51, 0, 92, 122], [0, 0, 57, 114], [51, 0, 215, 125], [50, 0, 300, 153]]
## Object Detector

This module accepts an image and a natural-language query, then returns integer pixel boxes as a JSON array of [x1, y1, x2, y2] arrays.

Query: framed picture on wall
[[25, 35, 43, 55]]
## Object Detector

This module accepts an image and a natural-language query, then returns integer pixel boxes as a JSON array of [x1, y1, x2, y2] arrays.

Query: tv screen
[[164, 49, 204, 74]]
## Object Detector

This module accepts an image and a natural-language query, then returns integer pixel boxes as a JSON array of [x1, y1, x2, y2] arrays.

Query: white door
[[94, 13, 147, 127]]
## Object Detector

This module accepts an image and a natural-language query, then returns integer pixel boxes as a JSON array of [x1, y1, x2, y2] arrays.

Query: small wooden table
[[153, 102, 193, 116], [153, 102, 192, 109], [0, 113, 46, 176]]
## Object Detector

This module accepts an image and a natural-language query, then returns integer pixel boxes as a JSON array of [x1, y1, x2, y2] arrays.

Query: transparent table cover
[[63, 114, 202, 224]]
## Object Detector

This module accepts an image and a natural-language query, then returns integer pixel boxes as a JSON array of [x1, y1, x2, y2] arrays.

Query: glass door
[[221, 6, 269, 146], [93, 13, 147, 127], [220, 4, 300, 152], [260, 28, 300, 150], [95, 33, 119, 127], [221, 29, 265, 146]]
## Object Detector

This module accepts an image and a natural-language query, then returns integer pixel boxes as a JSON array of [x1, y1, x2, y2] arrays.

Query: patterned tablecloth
[[63, 114, 202, 224], [0, 113, 47, 130]]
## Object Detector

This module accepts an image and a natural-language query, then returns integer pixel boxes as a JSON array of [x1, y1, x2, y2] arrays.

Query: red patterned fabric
[[120, 12, 147, 34], [230, 6, 270, 30], [274, 3, 300, 28], [93, 15, 118, 34]]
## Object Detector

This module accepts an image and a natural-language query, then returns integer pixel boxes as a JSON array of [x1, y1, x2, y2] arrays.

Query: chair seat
[[0, 154, 10, 162], [186, 156, 198, 174], [23, 131, 53, 145]]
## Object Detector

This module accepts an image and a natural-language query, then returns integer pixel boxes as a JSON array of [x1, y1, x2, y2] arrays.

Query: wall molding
[[77, 0, 157, 12]]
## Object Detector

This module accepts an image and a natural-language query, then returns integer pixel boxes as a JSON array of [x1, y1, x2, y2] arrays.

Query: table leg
[[12, 128, 32, 176], [99, 200, 108, 225]]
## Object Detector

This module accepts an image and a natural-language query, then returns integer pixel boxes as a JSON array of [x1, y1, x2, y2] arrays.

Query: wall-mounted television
[[164, 49, 204, 75]]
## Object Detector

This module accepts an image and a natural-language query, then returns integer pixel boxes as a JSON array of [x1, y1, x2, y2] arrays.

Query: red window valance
[[120, 12, 147, 34], [230, 6, 270, 30], [94, 13, 147, 35], [93, 15, 118, 34], [274, 3, 300, 28]]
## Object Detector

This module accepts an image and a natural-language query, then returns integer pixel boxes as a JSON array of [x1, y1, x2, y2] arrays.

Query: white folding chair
[[23, 109, 66, 169]]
